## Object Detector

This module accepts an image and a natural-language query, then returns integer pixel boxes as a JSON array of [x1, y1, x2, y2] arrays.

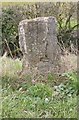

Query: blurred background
[[1, 2, 78, 58]]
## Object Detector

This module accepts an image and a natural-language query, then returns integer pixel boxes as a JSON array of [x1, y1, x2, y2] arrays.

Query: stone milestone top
[[19, 16, 57, 24], [18, 16, 61, 75]]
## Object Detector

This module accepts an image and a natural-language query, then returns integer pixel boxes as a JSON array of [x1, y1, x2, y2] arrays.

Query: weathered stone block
[[18, 16, 61, 75]]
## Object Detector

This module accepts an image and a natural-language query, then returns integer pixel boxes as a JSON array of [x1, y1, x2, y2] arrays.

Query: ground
[[0, 55, 78, 118]]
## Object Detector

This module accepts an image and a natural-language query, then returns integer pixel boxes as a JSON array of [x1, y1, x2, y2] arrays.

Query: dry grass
[[60, 53, 77, 73], [0, 53, 77, 78], [0, 56, 22, 78]]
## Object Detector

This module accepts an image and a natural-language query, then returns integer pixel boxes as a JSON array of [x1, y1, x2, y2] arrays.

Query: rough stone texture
[[18, 16, 61, 76]]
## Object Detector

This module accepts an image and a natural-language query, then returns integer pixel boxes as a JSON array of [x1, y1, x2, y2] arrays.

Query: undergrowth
[[0, 57, 78, 118]]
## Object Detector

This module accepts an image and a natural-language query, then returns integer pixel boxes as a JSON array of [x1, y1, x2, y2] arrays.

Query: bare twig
[[4, 39, 13, 58]]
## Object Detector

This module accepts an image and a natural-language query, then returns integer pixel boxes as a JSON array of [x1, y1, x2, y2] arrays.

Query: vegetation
[[0, 2, 78, 118], [1, 2, 78, 57], [0, 57, 78, 118]]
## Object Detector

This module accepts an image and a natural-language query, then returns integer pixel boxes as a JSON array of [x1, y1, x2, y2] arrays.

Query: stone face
[[18, 16, 61, 75]]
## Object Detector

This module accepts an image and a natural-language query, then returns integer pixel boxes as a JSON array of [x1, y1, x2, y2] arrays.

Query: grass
[[1, 56, 22, 78], [58, 18, 77, 29], [0, 56, 78, 118]]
